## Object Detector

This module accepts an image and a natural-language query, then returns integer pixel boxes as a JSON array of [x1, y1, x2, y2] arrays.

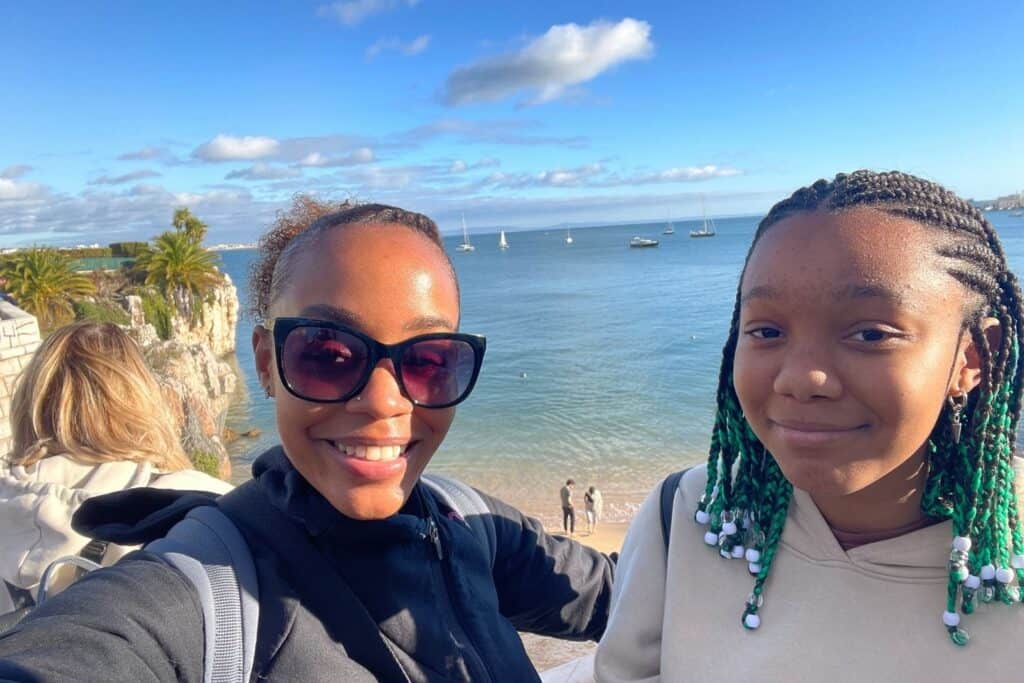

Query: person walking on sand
[[560, 479, 576, 535], [584, 486, 603, 534]]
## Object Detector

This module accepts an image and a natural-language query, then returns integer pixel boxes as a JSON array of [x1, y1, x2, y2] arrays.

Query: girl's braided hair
[[694, 170, 1024, 645]]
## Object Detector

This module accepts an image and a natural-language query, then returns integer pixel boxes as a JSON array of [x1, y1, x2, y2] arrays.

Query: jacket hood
[[0, 454, 231, 591]]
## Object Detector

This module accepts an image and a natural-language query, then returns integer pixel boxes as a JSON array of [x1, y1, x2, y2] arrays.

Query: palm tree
[[172, 207, 208, 245], [135, 231, 220, 317], [0, 248, 96, 330]]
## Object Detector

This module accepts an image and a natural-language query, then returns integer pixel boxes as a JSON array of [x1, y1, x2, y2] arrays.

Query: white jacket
[[0, 454, 232, 612], [595, 465, 1024, 682]]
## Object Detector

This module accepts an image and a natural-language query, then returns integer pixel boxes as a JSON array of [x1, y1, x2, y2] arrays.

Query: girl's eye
[[747, 327, 782, 339], [849, 328, 895, 343]]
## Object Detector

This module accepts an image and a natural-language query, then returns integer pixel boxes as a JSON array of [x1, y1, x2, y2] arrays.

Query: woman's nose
[[347, 360, 413, 417], [772, 351, 842, 401]]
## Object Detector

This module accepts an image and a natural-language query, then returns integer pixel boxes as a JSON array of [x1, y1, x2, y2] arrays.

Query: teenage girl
[[0, 201, 612, 682], [595, 170, 1024, 681]]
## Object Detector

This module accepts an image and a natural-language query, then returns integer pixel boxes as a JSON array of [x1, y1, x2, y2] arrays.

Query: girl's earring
[[948, 393, 967, 444], [265, 386, 272, 399]]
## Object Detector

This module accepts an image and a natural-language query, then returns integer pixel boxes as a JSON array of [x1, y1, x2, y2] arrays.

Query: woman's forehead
[[741, 208, 955, 306]]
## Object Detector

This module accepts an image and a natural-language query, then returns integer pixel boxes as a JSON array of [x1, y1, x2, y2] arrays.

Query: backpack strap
[[146, 506, 259, 683], [421, 474, 497, 569], [659, 468, 691, 549]]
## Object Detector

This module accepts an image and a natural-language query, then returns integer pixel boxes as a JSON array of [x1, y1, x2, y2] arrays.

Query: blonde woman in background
[[0, 322, 232, 614]]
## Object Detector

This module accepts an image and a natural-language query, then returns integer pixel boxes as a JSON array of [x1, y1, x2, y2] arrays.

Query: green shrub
[[110, 242, 148, 257], [59, 247, 113, 259], [190, 451, 221, 478], [141, 292, 173, 340], [72, 299, 130, 325]]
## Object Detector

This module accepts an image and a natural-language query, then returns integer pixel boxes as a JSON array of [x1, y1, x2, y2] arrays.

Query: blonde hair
[[7, 321, 190, 471]]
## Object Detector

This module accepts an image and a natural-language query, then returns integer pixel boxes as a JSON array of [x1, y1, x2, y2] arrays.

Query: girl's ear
[[951, 317, 1002, 396], [253, 325, 275, 397]]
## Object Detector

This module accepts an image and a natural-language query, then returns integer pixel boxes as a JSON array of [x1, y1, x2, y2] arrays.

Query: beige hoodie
[[0, 454, 232, 612], [595, 465, 1024, 682]]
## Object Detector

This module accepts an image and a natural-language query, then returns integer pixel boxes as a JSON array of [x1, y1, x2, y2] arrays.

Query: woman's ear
[[253, 325, 275, 397], [951, 317, 1002, 396]]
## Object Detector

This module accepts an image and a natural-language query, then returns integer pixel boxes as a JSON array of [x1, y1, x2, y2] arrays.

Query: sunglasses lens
[[281, 326, 369, 401], [400, 339, 478, 406]]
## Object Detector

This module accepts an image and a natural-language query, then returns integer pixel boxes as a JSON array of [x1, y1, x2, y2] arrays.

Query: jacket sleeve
[[593, 487, 665, 683], [0, 553, 205, 683], [478, 490, 614, 641]]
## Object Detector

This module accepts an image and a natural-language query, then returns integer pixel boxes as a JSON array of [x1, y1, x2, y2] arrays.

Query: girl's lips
[[320, 439, 418, 481], [769, 420, 867, 447]]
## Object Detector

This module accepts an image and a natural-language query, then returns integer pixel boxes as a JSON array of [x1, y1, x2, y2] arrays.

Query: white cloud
[[192, 134, 281, 162], [442, 18, 653, 106], [449, 160, 467, 173], [0, 178, 47, 201], [117, 146, 169, 161], [448, 156, 500, 174], [317, 0, 419, 26], [297, 147, 375, 167], [225, 163, 302, 181], [367, 34, 431, 58], [89, 169, 162, 185], [622, 165, 743, 184], [1, 165, 33, 180]]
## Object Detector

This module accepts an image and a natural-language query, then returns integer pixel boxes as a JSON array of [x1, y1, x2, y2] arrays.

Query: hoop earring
[[948, 393, 967, 444]]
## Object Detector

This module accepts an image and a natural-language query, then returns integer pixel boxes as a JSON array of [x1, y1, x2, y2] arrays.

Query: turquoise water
[[221, 211, 1024, 524]]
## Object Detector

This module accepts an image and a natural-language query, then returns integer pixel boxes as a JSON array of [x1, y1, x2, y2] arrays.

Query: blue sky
[[1, 0, 1021, 245]]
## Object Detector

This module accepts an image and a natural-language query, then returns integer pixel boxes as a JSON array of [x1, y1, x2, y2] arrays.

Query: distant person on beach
[[561, 479, 576, 535], [0, 201, 613, 681], [595, 170, 1024, 681], [584, 486, 603, 534], [0, 322, 231, 616]]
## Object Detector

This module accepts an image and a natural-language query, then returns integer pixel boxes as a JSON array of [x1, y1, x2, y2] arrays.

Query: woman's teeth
[[331, 443, 406, 461]]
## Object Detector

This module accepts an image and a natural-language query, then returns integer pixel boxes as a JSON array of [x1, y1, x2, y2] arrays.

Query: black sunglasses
[[267, 317, 486, 409]]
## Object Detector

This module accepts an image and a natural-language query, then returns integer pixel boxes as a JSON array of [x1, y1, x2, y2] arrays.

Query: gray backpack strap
[[421, 474, 497, 568], [146, 506, 259, 683], [660, 469, 690, 549]]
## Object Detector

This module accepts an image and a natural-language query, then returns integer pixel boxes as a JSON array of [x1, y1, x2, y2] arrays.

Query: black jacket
[[0, 448, 613, 682]]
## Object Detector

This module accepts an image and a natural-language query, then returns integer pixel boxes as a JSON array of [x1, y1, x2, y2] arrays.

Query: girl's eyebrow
[[298, 304, 456, 332]]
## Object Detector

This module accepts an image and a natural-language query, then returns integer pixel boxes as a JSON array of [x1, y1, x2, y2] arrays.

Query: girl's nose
[[347, 360, 413, 417], [772, 353, 842, 402]]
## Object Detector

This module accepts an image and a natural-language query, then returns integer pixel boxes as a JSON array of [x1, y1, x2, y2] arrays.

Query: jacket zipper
[[423, 516, 494, 683]]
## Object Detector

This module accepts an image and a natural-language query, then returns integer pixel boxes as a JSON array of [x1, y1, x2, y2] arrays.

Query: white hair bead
[[722, 521, 738, 536], [952, 536, 972, 552], [942, 611, 960, 627], [965, 575, 981, 590], [745, 548, 761, 563], [996, 567, 1014, 584], [1012, 554, 1024, 570], [704, 531, 719, 546], [980, 564, 997, 581], [748, 562, 762, 575], [731, 545, 746, 559], [695, 509, 711, 525], [743, 613, 761, 629]]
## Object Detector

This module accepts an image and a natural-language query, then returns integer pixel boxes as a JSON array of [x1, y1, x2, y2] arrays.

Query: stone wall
[[0, 299, 41, 456]]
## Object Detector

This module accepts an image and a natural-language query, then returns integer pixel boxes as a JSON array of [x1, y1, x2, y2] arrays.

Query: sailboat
[[498, 229, 510, 250], [663, 210, 675, 235], [456, 214, 475, 252], [689, 198, 717, 238], [565, 226, 574, 245]]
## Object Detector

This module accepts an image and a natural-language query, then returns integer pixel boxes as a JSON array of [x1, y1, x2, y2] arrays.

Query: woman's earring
[[948, 393, 967, 444], [264, 386, 272, 399]]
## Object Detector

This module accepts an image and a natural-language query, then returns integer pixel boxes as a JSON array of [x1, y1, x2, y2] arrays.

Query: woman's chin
[[326, 483, 410, 520]]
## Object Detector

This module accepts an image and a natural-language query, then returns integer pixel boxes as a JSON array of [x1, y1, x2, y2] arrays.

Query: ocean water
[[221, 211, 1024, 526]]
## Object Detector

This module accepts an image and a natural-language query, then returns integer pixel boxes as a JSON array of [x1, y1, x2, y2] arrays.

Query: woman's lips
[[768, 419, 867, 447]]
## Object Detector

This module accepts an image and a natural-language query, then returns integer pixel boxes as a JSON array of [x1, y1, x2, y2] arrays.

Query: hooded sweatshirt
[[594, 465, 1024, 682], [0, 454, 232, 612]]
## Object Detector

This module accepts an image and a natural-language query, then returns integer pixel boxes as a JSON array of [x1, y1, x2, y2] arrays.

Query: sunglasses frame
[[267, 317, 486, 409]]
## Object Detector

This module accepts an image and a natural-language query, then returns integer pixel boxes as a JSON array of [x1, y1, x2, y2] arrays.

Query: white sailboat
[[565, 226, 574, 245], [689, 198, 717, 238], [663, 210, 675, 235], [498, 229, 510, 250], [456, 214, 475, 252]]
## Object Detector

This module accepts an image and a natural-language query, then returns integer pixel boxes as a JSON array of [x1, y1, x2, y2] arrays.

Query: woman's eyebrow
[[298, 304, 364, 326], [405, 315, 456, 332]]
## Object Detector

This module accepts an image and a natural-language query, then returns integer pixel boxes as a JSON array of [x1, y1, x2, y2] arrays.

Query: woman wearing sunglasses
[[0, 202, 613, 682]]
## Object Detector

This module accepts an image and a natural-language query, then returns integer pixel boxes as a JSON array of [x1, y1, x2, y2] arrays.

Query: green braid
[[693, 170, 1024, 645]]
